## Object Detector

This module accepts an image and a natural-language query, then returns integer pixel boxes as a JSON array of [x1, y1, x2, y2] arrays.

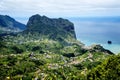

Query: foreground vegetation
[[1, 36, 120, 80], [87, 54, 120, 80], [0, 51, 112, 80]]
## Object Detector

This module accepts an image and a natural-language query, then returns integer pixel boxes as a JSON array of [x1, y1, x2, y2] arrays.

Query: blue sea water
[[69, 17, 120, 54]]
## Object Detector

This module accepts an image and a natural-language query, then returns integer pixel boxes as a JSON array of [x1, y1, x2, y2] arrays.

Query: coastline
[[78, 38, 120, 54]]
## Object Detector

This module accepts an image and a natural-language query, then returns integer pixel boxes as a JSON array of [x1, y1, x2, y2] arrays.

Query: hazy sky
[[0, 0, 120, 23]]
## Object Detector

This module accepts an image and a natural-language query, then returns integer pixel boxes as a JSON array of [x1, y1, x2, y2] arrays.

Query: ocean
[[69, 17, 120, 54]]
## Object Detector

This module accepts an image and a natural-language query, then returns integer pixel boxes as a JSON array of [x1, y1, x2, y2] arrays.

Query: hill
[[0, 15, 25, 34], [21, 14, 76, 43], [0, 14, 116, 80]]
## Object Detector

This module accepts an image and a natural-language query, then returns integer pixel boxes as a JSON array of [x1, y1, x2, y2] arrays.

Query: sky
[[0, 0, 120, 23]]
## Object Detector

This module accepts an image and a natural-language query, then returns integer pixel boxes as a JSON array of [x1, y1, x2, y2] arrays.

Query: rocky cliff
[[23, 14, 76, 42]]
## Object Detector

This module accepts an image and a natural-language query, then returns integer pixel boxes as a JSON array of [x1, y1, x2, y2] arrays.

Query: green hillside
[[0, 14, 119, 80]]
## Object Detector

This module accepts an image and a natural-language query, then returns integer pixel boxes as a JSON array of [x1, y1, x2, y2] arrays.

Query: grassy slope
[[0, 38, 112, 80]]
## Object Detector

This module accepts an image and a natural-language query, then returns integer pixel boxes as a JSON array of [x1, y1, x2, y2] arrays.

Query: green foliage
[[0, 54, 46, 80], [87, 55, 120, 80], [0, 34, 114, 80], [12, 45, 24, 54]]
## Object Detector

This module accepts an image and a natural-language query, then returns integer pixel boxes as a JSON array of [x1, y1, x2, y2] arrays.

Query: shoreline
[[78, 39, 120, 54]]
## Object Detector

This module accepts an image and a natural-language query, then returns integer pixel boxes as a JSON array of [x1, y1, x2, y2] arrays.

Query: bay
[[69, 17, 120, 54]]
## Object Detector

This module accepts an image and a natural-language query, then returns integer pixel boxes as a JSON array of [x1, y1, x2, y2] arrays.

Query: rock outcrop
[[83, 44, 113, 54], [23, 14, 76, 42]]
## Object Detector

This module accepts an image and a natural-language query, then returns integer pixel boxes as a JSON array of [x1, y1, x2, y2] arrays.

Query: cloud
[[0, 0, 120, 18]]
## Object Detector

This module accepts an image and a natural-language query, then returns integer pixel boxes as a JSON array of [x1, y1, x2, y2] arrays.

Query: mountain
[[1, 14, 113, 55], [0, 14, 116, 80], [0, 15, 26, 33], [22, 14, 76, 43]]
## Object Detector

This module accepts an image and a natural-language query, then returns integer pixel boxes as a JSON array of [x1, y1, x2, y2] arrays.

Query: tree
[[87, 55, 120, 80]]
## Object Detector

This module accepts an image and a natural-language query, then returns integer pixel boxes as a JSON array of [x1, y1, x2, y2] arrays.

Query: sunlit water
[[70, 17, 120, 54]]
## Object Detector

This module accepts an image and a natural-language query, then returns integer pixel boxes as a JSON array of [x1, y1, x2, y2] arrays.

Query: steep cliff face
[[0, 15, 26, 33], [24, 14, 76, 42]]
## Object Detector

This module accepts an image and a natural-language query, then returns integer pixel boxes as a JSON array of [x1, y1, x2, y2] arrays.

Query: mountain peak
[[0, 15, 26, 33], [24, 14, 76, 43]]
